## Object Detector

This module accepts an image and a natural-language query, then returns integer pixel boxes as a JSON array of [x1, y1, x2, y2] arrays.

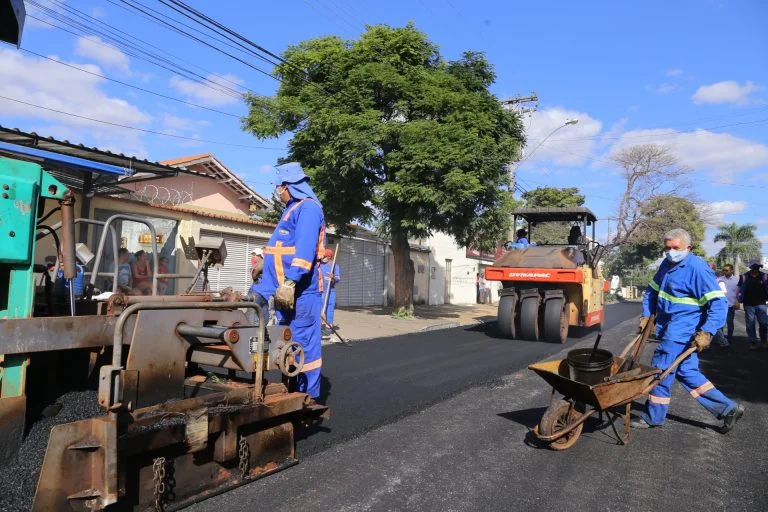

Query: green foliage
[[604, 195, 707, 282], [714, 222, 761, 271], [522, 187, 585, 208], [252, 199, 283, 225], [623, 195, 707, 259], [391, 306, 414, 319], [520, 186, 585, 243], [241, 23, 524, 253]]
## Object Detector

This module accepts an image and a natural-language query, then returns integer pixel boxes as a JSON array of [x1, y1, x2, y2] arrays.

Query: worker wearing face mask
[[252, 162, 326, 400], [634, 228, 744, 433]]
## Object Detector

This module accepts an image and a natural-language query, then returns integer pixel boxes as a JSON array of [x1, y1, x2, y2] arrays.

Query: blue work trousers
[[643, 338, 736, 426], [744, 304, 768, 342], [279, 292, 322, 399], [325, 290, 337, 326], [715, 306, 736, 343], [247, 291, 271, 326]]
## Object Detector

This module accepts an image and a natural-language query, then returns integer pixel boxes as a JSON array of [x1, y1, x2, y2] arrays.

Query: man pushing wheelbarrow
[[529, 228, 744, 450], [632, 228, 744, 432]]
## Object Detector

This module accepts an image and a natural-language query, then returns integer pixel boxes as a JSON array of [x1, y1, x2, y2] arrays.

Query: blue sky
[[2, 0, 767, 255]]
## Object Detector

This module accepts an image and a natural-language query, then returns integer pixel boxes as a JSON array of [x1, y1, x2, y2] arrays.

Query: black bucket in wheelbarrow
[[567, 348, 613, 385]]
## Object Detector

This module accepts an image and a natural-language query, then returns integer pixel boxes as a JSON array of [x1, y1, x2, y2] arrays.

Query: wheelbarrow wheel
[[539, 400, 583, 451]]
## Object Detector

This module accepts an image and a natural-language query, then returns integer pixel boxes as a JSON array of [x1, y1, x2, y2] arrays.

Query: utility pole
[[500, 94, 538, 200]]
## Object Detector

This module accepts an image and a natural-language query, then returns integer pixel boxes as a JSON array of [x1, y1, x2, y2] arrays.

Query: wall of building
[[386, 248, 431, 305], [418, 232, 497, 306], [119, 173, 251, 216]]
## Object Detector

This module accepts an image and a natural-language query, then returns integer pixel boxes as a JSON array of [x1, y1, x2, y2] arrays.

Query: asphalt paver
[[190, 305, 767, 512]]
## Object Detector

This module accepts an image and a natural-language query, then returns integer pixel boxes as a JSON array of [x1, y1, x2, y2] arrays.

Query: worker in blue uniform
[[633, 228, 744, 433], [320, 248, 341, 336], [251, 162, 326, 399]]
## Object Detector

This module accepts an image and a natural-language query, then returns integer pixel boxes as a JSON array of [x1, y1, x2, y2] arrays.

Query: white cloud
[[698, 200, 748, 226], [0, 49, 150, 155], [75, 36, 130, 73], [520, 107, 603, 167], [692, 80, 761, 105], [90, 6, 106, 18], [608, 128, 768, 178], [601, 117, 627, 146], [666, 68, 684, 77], [24, 0, 65, 29], [169, 73, 244, 106], [647, 83, 679, 95], [161, 113, 210, 133]]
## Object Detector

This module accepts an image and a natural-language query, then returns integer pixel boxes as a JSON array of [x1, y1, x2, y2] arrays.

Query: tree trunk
[[390, 229, 414, 312]]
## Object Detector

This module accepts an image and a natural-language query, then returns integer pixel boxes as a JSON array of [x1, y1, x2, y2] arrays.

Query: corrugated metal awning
[[0, 125, 211, 195]]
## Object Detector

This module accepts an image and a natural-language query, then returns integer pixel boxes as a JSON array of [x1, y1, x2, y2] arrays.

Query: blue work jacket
[[320, 260, 341, 293], [254, 198, 325, 299], [642, 253, 726, 342]]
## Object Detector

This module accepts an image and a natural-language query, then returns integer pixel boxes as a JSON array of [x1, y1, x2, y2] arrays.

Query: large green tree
[[242, 24, 524, 310], [714, 222, 760, 272], [521, 186, 585, 243], [522, 187, 585, 208]]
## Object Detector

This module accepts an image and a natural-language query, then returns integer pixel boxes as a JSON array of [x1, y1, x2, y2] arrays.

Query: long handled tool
[[618, 313, 656, 373], [321, 243, 348, 345]]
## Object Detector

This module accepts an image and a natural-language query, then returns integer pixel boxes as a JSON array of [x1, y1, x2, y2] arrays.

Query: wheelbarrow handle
[[642, 346, 697, 395]]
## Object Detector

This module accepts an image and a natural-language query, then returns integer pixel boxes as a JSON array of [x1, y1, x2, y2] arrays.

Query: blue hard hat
[[273, 162, 308, 186]]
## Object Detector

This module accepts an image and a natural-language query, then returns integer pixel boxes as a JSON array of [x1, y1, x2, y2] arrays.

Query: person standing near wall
[[320, 248, 341, 336], [252, 163, 326, 400]]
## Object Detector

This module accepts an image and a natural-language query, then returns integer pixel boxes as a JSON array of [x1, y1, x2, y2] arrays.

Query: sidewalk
[[329, 303, 498, 342]]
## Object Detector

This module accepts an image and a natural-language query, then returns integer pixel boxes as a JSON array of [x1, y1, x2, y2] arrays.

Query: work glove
[[692, 331, 712, 352], [251, 257, 264, 282], [638, 316, 650, 333], [274, 280, 296, 310]]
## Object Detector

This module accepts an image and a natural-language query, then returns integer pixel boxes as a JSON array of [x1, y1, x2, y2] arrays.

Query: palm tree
[[714, 222, 761, 272]]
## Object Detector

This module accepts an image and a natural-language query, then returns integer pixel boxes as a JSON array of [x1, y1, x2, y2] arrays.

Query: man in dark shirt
[[737, 259, 768, 350]]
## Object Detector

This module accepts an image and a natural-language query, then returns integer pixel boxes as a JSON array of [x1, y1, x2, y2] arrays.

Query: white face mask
[[665, 249, 688, 263]]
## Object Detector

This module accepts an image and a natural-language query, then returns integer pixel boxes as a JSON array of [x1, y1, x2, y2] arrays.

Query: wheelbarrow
[[528, 317, 696, 450]]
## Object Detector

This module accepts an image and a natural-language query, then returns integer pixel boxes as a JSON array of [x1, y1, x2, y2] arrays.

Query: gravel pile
[[0, 390, 101, 512]]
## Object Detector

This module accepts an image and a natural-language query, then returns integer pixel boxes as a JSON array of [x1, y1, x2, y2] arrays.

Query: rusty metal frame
[[88, 213, 160, 295], [107, 301, 266, 413]]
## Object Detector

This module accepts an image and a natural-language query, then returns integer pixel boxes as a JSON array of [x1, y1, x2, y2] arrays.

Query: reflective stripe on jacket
[[255, 198, 326, 298], [642, 253, 726, 341]]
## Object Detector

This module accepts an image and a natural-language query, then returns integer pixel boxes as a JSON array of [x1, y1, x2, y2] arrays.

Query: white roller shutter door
[[335, 238, 386, 306], [199, 231, 268, 295]]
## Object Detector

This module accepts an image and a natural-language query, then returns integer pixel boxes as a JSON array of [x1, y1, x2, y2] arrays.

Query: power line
[[153, 0, 282, 68], [19, 48, 242, 119], [528, 113, 768, 144], [25, 12, 245, 100], [444, 0, 491, 47], [0, 94, 285, 150], [163, 0, 335, 96], [114, 0, 280, 83]]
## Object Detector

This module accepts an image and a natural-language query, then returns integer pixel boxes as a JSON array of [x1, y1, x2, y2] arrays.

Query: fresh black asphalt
[[190, 303, 768, 512], [296, 302, 641, 458]]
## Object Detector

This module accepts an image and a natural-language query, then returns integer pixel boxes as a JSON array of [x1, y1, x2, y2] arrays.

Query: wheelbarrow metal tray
[[528, 357, 660, 410]]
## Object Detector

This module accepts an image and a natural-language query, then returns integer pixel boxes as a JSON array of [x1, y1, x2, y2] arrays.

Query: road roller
[[485, 207, 609, 343]]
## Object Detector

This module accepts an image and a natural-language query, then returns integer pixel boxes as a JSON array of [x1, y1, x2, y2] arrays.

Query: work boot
[[321, 327, 333, 337], [630, 417, 660, 429], [721, 404, 745, 434]]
